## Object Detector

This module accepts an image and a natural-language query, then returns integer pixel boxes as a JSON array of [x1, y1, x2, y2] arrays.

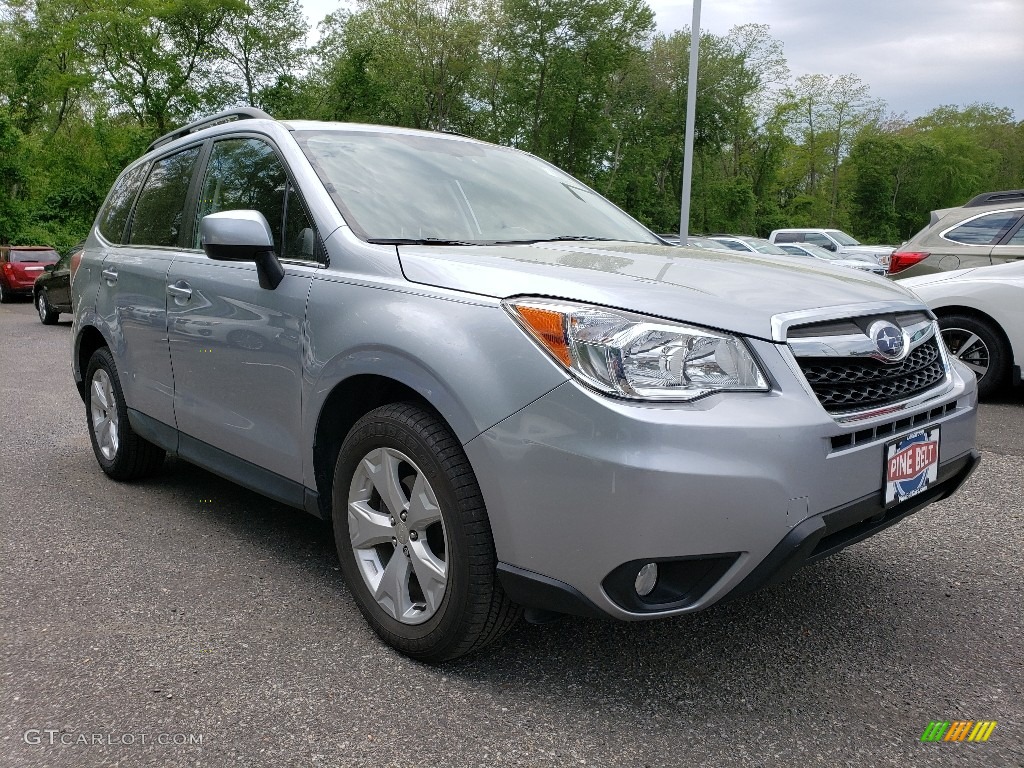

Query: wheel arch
[[932, 304, 1014, 357], [310, 373, 451, 523], [932, 304, 1016, 388], [74, 324, 112, 402]]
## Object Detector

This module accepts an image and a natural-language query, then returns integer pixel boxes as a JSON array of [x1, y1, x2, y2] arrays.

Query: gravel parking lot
[[2, 299, 1022, 767]]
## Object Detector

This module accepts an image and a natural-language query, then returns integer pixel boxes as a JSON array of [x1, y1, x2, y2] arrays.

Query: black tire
[[0, 280, 9, 303], [36, 290, 59, 324], [84, 347, 166, 480], [939, 314, 1009, 399], [332, 402, 520, 662]]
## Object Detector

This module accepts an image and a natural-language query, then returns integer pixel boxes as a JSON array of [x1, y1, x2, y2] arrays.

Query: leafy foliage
[[0, 0, 1020, 250]]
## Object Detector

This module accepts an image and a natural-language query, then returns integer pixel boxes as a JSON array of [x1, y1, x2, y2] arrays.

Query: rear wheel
[[0, 280, 9, 303], [36, 290, 59, 324], [332, 403, 520, 662], [939, 314, 1008, 398], [85, 347, 165, 480]]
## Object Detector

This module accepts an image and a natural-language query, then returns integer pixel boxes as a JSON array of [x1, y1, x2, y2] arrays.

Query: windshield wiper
[[367, 237, 483, 246]]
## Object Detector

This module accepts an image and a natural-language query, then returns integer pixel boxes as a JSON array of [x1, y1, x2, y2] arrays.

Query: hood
[[398, 241, 922, 340], [899, 267, 980, 288]]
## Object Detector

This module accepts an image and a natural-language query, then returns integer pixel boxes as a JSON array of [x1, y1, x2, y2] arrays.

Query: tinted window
[[945, 211, 1022, 245], [129, 147, 202, 247], [195, 138, 286, 254], [9, 249, 59, 263], [805, 233, 833, 248], [98, 164, 148, 243], [773, 232, 800, 243]]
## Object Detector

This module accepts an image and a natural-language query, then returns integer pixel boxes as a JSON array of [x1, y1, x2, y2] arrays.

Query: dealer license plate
[[884, 427, 940, 506]]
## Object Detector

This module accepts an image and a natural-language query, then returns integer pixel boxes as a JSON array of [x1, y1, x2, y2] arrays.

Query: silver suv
[[888, 190, 1024, 277], [72, 110, 980, 661]]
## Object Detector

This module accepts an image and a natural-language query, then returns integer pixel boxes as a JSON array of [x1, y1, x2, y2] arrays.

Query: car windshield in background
[[827, 230, 860, 246], [800, 244, 842, 260], [739, 238, 789, 256], [10, 249, 59, 263], [295, 130, 658, 245]]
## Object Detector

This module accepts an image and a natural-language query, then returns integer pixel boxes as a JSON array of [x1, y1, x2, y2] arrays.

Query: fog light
[[634, 562, 658, 597]]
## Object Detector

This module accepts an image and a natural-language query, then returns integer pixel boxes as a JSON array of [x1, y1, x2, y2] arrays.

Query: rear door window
[[773, 232, 800, 243], [943, 211, 1023, 245], [129, 147, 203, 247]]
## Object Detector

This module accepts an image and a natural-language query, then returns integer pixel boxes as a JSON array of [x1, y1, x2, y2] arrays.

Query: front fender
[[301, 275, 568, 488]]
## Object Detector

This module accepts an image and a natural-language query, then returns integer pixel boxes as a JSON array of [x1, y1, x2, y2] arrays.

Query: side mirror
[[824, 243, 838, 252], [201, 210, 285, 290]]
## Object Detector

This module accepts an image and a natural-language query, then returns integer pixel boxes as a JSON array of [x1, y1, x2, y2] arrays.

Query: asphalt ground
[[1, 298, 1022, 768]]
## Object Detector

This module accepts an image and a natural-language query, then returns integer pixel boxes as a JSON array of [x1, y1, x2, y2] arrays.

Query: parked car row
[[768, 228, 894, 268], [0, 245, 60, 303]]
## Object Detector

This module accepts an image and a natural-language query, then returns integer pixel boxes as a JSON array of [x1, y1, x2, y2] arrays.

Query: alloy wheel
[[347, 447, 449, 625], [942, 327, 990, 380], [89, 369, 120, 461]]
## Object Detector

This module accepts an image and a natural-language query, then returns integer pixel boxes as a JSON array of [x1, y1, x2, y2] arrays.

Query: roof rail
[[146, 108, 274, 153], [963, 189, 1024, 208]]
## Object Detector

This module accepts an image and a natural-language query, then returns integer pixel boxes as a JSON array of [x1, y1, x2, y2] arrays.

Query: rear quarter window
[[944, 210, 1023, 245], [97, 164, 148, 244], [773, 232, 800, 243]]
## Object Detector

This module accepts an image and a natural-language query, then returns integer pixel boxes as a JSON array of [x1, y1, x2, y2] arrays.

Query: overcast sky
[[301, 0, 1024, 120]]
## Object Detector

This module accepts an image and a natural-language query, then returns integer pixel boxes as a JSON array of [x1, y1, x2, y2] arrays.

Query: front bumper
[[466, 343, 979, 620]]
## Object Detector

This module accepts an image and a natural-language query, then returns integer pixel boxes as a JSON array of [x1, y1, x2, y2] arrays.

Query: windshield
[[826, 230, 860, 246], [739, 238, 790, 256], [798, 244, 841, 260], [295, 130, 658, 245]]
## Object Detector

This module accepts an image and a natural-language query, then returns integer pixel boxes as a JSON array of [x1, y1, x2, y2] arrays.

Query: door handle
[[166, 282, 193, 301], [101, 268, 118, 284]]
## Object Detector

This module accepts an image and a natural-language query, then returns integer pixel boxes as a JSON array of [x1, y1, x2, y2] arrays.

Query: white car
[[776, 242, 888, 276], [900, 260, 1024, 397], [769, 228, 894, 268]]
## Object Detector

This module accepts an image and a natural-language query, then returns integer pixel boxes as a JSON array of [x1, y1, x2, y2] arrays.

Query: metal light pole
[[678, 0, 702, 246]]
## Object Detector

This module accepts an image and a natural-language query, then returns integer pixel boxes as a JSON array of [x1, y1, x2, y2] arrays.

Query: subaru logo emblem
[[868, 320, 906, 361]]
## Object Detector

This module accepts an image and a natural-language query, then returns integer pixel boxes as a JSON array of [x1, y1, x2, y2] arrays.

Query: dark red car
[[0, 246, 60, 303]]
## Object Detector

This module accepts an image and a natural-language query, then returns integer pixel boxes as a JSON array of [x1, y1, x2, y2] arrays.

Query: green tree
[[218, 0, 308, 108]]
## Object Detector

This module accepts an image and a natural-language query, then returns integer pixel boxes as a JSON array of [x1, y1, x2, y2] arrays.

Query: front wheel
[[939, 314, 1008, 398], [36, 290, 59, 324], [85, 347, 166, 480], [332, 403, 520, 662]]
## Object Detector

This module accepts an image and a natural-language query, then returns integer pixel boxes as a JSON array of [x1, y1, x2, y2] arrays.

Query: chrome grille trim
[[781, 311, 954, 420]]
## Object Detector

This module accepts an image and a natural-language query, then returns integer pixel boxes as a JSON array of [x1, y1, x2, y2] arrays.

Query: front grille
[[796, 336, 946, 413]]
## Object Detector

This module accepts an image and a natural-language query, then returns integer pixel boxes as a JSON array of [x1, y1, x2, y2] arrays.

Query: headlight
[[504, 298, 769, 401]]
